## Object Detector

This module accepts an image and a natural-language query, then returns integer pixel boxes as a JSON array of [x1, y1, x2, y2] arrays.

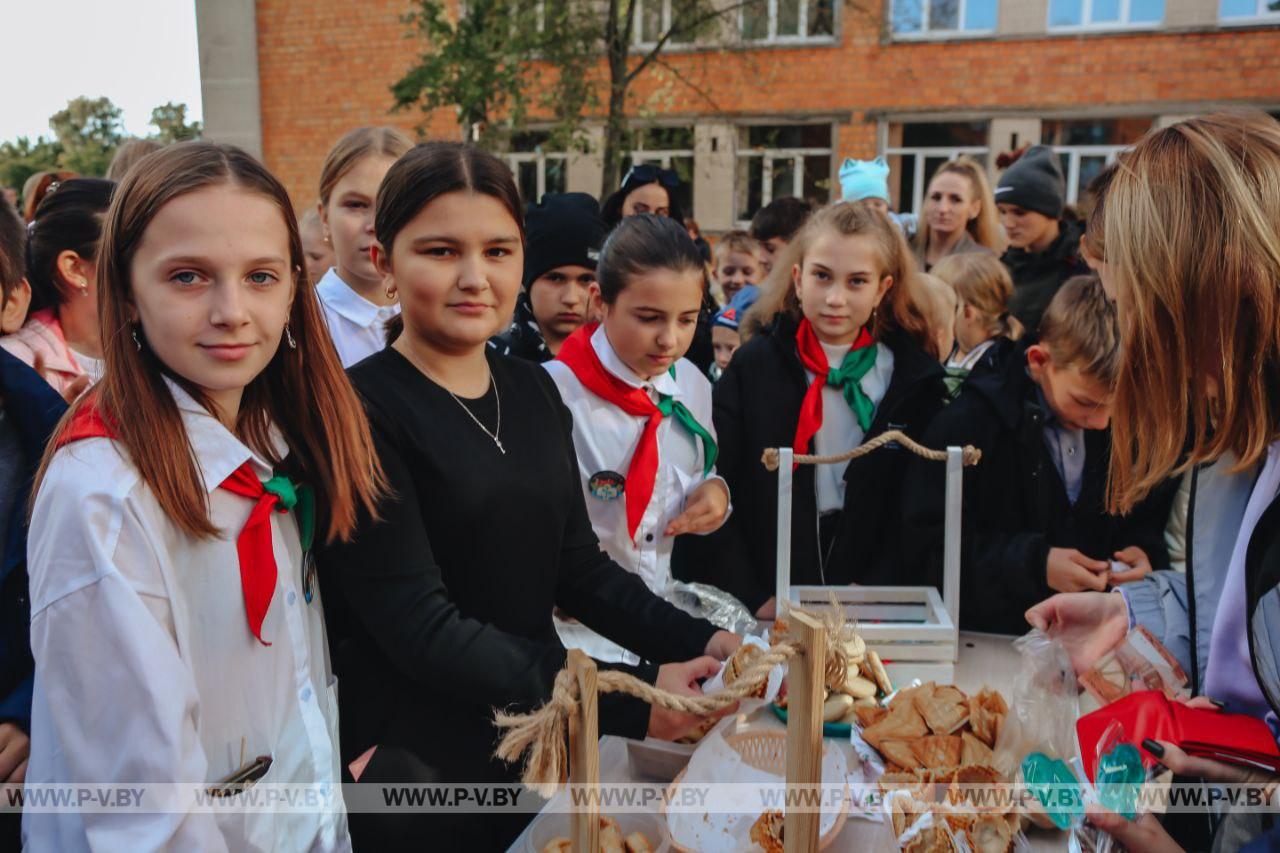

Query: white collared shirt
[[810, 340, 895, 514], [316, 268, 400, 368], [545, 326, 727, 662], [25, 381, 349, 853]]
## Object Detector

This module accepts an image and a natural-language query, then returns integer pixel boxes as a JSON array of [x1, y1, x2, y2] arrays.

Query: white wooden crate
[[773, 445, 965, 685]]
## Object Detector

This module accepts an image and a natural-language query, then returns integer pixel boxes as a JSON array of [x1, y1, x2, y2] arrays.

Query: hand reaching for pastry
[[648, 656, 737, 741]]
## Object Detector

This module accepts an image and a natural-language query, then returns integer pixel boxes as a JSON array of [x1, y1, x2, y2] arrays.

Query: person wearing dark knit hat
[[489, 192, 605, 363], [995, 145, 1089, 335]]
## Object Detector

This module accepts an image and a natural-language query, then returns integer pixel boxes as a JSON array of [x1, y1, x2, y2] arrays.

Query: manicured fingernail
[[1210, 698, 1226, 708], [1142, 739, 1165, 758]]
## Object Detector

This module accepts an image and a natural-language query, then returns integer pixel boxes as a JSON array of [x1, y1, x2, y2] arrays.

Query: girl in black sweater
[[698, 202, 947, 619], [316, 143, 739, 851]]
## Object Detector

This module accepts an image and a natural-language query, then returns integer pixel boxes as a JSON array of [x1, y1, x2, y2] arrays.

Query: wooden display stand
[[773, 445, 965, 684], [564, 630, 832, 853]]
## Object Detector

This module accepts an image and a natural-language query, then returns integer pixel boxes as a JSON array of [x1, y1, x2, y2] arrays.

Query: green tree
[[0, 136, 63, 195], [395, 0, 763, 194], [150, 101, 203, 143], [392, 0, 595, 150], [49, 96, 125, 176]]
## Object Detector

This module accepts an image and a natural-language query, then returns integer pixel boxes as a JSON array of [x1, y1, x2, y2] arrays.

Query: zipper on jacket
[[1186, 464, 1200, 697]]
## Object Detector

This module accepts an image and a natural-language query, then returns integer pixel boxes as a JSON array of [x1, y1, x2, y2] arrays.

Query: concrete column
[[694, 122, 737, 234], [566, 126, 605, 197], [1156, 113, 1200, 128], [194, 0, 263, 159], [988, 117, 1042, 179], [997, 0, 1048, 35], [1164, 0, 1218, 28]]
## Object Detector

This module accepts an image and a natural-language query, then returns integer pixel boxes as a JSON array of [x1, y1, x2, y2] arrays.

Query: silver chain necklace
[[404, 348, 505, 454], [444, 373, 504, 454]]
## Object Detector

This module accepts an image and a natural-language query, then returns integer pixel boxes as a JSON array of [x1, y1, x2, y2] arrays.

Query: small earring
[[285, 324, 297, 350], [385, 285, 397, 301], [77, 285, 89, 297], [323, 234, 331, 245], [132, 326, 143, 351]]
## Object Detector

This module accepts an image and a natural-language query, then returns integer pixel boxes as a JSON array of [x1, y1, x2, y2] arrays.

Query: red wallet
[[1076, 690, 1280, 781]]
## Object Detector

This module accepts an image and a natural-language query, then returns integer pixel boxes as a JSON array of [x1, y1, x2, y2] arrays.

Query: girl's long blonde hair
[[744, 201, 938, 358], [913, 157, 1003, 255], [931, 252, 1023, 342], [1100, 110, 1280, 514]]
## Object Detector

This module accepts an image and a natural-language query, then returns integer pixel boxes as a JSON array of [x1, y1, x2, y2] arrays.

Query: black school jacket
[[901, 340, 1175, 634], [692, 313, 947, 612]]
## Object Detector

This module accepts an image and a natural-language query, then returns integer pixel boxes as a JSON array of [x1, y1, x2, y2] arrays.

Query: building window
[[623, 127, 696, 217], [1220, 0, 1280, 20], [506, 132, 568, 203], [634, 0, 698, 44], [883, 121, 989, 214], [1047, 0, 1165, 29], [890, 0, 998, 36], [734, 124, 833, 223], [741, 0, 836, 42], [1041, 117, 1154, 205]]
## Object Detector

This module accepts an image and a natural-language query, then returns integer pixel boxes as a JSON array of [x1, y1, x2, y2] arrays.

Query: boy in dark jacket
[[995, 145, 1089, 335], [902, 276, 1174, 634], [489, 193, 605, 363]]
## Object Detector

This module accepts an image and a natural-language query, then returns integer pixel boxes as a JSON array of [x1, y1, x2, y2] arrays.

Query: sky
[[0, 0, 203, 143]]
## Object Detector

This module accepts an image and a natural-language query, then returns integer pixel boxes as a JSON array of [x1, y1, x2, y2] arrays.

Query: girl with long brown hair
[[25, 142, 383, 850], [1027, 111, 1280, 851], [708, 202, 947, 619]]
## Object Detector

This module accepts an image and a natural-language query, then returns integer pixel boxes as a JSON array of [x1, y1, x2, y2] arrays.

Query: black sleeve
[[532, 369, 719, 663], [901, 408, 1051, 630], [704, 356, 773, 613]]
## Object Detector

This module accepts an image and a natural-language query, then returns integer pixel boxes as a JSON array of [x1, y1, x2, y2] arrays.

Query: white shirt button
[[287, 590, 297, 605], [301, 686, 313, 702]]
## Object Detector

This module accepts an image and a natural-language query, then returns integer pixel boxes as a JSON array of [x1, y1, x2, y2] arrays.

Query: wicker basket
[[661, 730, 850, 851]]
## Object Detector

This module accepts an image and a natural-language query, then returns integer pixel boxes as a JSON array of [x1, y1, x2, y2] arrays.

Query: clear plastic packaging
[[669, 581, 759, 637]]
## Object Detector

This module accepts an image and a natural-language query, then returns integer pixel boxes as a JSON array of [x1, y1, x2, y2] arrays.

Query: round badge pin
[[588, 470, 626, 501]]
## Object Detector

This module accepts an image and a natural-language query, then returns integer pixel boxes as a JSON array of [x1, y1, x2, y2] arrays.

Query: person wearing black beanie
[[490, 192, 605, 362], [995, 145, 1088, 335]]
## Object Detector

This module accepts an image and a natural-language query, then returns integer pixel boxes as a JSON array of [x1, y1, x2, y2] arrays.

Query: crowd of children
[[0, 110, 1278, 852]]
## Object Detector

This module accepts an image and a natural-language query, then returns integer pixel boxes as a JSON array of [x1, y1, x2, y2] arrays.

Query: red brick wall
[[255, 0, 1280, 205]]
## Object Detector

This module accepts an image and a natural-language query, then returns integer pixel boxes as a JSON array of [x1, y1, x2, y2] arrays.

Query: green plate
[[770, 702, 853, 738]]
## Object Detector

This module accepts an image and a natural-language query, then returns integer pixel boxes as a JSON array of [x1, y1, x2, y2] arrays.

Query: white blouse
[[24, 381, 348, 852], [545, 326, 728, 662], [810, 340, 894, 514], [316, 268, 400, 369]]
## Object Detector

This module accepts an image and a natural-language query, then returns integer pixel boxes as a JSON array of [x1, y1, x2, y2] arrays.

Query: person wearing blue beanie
[[709, 284, 759, 379], [839, 157, 891, 209]]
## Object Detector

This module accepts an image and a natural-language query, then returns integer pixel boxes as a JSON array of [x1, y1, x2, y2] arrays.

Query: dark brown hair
[[26, 178, 114, 311], [36, 142, 384, 542], [376, 141, 524, 343], [597, 213, 704, 304], [0, 196, 24, 303]]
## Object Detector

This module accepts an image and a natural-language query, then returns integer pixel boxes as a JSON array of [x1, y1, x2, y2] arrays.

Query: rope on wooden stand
[[760, 428, 982, 471], [492, 597, 855, 797]]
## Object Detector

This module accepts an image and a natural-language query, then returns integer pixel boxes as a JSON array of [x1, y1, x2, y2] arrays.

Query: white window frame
[[889, 0, 998, 40], [633, 0, 701, 45], [734, 135, 834, 225], [505, 150, 568, 201], [1050, 145, 1127, 205], [1219, 0, 1280, 23], [1046, 0, 1165, 31], [738, 0, 838, 44], [880, 145, 989, 214]]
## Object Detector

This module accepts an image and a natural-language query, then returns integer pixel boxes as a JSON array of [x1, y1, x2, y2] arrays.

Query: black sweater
[[681, 314, 946, 611], [316, 347, 717, 784], [900, 341, 1176, 634]]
